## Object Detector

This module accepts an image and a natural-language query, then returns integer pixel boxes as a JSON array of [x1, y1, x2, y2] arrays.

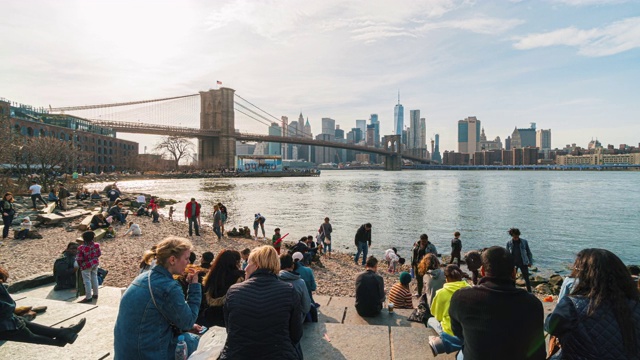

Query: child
[[201, 251, 214, 269], [168, 206, 174, 221], [385, 247, 400, 273], [271, 228, 282, 255], [123, 222, 141, 237], [17, 217, 32, 240], [105, 226, 116, 239], [240, 248, 250, 270]]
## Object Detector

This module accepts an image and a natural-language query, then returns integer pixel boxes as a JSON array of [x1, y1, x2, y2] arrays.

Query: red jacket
[[184, 201, 200, 218]]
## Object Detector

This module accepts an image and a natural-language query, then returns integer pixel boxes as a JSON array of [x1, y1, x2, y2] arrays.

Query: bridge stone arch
[[382, 135, 402, 171], [199, 88, 236, 168]]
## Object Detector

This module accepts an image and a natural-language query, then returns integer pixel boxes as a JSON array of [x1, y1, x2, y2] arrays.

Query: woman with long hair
[[220, 245, 303, 360], [418, 253, 445, 307], [546, 248, 640, 359], [114, 236, 202, 360], [199, 250, 244, 327]]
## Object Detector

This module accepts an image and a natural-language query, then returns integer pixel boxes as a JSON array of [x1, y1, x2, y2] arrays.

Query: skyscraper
[[268, 122, 282, 155], [432, 134, 442, 162], [356, 120, 367, 139], [457, 116, 481, 154], [511, 123, 536, 148], [369, 114, 380, 147], [536, 129, 551, 150], [393, 93, 404, 136], [408, 110, 420, 150], [420, 118, 426, 150], [321, 118, 336, 136]]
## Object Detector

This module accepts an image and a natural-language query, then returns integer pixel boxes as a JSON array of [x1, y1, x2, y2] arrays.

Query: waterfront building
[[457, 116, 481, 154], [335, 125, 344, 140], [420, 118, 426, 150], [393, 93, 404, 136], [406, 110, 427, 158], [267, 122, 282, 155], [536, 129, 552, 150], [511, 123, 537, 148], [501, 150, 513, 165], [556, 150, 640, 165], [1, 99, 138, 173], [442, 151, 470, 166], [369, 114, 380, 147], [366, 124, 375, 147], [587, 138, 602, 150], [505, 136, 511, 150]]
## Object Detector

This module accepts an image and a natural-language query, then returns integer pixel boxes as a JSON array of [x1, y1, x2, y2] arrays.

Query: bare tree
[[28, 137, 78, 191], [154, 136, 195, 169]]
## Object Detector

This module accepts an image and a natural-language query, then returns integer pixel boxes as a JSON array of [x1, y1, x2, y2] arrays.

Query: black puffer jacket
[[546, 295, 640, 360], [220, 269, 303, 360]]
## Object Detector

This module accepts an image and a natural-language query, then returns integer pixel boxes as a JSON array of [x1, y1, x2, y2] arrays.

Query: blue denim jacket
[[506, 238, 533, 266], [114, 265, 201, 360]]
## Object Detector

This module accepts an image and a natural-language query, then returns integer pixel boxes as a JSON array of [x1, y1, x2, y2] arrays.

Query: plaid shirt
[[76, 242, 101, 270]]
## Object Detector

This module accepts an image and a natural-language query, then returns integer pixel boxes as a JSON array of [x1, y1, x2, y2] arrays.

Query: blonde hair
[[155, 236, 193, 267], [248, 245, 280, 274]]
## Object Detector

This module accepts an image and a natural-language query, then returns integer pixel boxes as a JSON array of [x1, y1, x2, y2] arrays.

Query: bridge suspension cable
[[50, 93, 199, 112], [235, 93, 314, 139]]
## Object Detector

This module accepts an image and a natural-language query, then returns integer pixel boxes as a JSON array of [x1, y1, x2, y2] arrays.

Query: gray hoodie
[[423, 268, 445, 307], [278, 270, 311, 318]]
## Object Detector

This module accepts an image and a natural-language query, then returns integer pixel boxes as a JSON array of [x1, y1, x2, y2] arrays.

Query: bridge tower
[[382, 135, 402, 171], [199, 88, 236, 168]]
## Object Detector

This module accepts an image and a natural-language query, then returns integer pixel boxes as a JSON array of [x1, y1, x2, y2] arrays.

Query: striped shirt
[[388, 283, 413, 309]]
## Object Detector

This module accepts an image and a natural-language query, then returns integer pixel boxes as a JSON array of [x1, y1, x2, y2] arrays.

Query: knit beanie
[[399, 271, 411, 285]]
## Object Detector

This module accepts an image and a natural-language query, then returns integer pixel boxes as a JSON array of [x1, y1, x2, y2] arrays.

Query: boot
[[32, 306, 47, 314], [66, 318, 87, 334], [57, 329, 78, 344], [14, 306, 32, 316]]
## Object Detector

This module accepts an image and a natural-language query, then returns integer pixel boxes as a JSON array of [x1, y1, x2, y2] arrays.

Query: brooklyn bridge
[[49, 88, 431, 171]]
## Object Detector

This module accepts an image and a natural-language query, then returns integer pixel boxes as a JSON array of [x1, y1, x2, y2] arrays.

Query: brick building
[[1, 99, 138, 173]]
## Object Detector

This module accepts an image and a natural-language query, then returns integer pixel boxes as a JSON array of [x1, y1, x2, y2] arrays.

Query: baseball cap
[[292, 252, 304, 262]]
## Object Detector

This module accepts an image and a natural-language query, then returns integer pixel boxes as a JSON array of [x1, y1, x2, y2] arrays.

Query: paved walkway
[[0, 284, 479, 359]]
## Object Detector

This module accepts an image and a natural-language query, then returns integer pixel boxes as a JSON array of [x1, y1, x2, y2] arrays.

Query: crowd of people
[[3, 187, 640, 360]]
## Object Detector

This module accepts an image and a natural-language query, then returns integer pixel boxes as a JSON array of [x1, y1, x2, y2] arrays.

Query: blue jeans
[[213, 225, 222, 239], [2, 214, 13, 239], [16, 229, 29, 239], [354, 242, 368, 265], [427, 317, 463, 354]]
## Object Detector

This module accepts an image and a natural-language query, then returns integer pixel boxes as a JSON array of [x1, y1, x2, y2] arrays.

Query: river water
[[97, 170, 640, 273]]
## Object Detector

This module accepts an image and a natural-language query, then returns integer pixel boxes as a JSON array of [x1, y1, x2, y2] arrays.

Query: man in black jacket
[[354, 223, 372, 266], [448, 246, 545, 360], [355, 256, 385, 317]]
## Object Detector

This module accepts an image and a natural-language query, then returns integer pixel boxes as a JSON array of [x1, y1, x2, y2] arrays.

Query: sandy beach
[[0, 212, 409, 297]]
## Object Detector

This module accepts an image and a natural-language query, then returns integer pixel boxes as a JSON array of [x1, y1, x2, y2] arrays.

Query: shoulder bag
[[148, 272, 182, 336]]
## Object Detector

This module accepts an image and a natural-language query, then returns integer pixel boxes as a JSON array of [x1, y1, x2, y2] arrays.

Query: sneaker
[[78, 298, 93, 304], [429, 335, 445, 357]]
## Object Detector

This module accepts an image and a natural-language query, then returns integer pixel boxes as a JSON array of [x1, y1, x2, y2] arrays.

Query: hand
[[2, 212, 7, 216], [191, 324, 203, 333], [186, 270, 199, 284], [528, 264, 532, 268]]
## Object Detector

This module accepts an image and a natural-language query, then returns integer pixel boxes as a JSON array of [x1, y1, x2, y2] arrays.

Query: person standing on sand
[[411, 234, 437, 297], [506, 228, 534, 292], [217, 202, 228, 235], [450, 231, 462, 266], [212, 204, 222, 240], [318, 217, 333, 258], [28, 180, 47, 210], [1, 192, 16, 240], [253, 213, 266, 239], [184, 198, 201, 237], [76, 231, 101, 304], [354, 223, 372, 266], [271, 228, 282, 255]]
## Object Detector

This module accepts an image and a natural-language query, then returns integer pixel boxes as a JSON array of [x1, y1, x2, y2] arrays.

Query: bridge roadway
[[93, 120, 431, 164]]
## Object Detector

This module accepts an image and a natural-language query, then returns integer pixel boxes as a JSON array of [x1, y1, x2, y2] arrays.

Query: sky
[[1, 0, 639, 153]]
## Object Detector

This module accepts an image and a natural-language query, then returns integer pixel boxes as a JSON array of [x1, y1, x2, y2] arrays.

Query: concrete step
[[301, 322, 391, 360]]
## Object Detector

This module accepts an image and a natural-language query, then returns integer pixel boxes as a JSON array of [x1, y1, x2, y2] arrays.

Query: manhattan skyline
[[1, 0, 639, 153]]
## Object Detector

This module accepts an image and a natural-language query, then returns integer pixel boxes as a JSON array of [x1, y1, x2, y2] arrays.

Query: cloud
[[550, 0, 629, 5], [513, 17, 640, 56], [417, 16, 525, 35]]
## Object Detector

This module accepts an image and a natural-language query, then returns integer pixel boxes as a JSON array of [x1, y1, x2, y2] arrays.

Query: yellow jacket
[[430, 280, 470, 335]]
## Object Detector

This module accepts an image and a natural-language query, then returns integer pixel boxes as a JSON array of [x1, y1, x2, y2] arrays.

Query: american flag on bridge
[[216, 80, 222, 85]]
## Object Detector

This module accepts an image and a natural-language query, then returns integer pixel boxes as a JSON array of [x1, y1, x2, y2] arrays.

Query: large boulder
[[535, 283, 552, 294], [549, 274, 564, 287]]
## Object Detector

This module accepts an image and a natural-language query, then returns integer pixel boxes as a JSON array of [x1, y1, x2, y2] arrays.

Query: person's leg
[[194, 220, 200, 236], [31, 195, 37, 209], [213, 226, 221, 239], [354, 243, 362, 264], [90, 266, 99, 298], [188, 218, 193, 236], [415, 266, 424, 296], [260, 223, 265, 237], [81, 269, 92, 299], [0, 323, 65, 347], [520, 265, 532, 292], [18, 229, 28, 239], [2, 215, 10, 238], [60, 197, 67, 210], [440, 332, 463, 353], [427, 317, 444, 335], [361, 243, 368, 265], [39, 194, 48, 205]]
